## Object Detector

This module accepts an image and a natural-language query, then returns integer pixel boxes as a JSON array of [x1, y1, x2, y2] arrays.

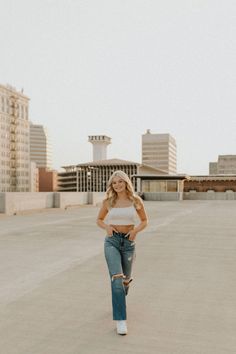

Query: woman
[[96, 170, 148, 335]]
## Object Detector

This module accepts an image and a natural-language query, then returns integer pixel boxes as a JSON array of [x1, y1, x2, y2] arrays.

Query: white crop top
[[106, 205, 137, 225]]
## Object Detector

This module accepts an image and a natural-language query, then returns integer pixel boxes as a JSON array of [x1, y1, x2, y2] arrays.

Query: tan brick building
[[184, 175, 236, 192], [38, 167, 57, 192]]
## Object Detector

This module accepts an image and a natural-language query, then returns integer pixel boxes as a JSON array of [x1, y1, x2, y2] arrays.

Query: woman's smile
[[112, 177, 126, 192]]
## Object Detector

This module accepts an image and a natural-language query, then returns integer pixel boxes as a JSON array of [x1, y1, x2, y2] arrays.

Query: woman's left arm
[[128, 200, 148, 241]]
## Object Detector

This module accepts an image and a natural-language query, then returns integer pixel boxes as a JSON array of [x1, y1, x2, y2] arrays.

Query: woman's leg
[[122, 239, 136, 295], [104, 238, 127, 320]]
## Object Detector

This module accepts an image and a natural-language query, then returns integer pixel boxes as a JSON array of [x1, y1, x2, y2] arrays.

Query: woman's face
[[111, 176, 127, 193]]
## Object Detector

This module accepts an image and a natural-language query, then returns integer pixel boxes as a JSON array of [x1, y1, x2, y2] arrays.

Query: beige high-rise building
[[0, 84, 30, 192], [142, 129, 177, 174], [30, 123, 52, 169]]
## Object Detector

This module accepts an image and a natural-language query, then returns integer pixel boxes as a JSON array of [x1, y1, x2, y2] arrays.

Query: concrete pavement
[[0, 201, 236, 354]]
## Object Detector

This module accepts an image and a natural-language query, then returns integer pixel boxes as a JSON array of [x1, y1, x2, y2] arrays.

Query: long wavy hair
[[104, 170, 141, 209]]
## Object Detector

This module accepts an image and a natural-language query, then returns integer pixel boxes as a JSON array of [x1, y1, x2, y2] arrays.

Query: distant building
[[133, 174, 187, 194], [209, 162, 218, 175], [184, 175, 236, 192], [30, 123, 52, 169], [58, 158, 166, 192], [0, 84, 30, 192], [209, 155, 236, 175], [142, 129, 177, 174], [29, 161, 39, 192], [38, 167, 57, 192]]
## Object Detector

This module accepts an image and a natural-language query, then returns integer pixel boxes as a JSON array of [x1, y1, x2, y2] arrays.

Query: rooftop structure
[[132, 174, 188, 194], [58, 158, 166, 192], [88, 135, 111, 161], [0, 201, 235, 353]]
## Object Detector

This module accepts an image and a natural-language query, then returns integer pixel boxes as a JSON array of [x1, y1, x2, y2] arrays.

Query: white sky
[[0, 0, 236, 174]]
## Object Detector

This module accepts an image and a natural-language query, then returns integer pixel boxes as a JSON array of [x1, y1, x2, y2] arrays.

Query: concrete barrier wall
[[1, 193, 54, 215], [92, 192, 105, 206], [0, 192, 104, 215], [54, 192, 88, 209], [183, 191, 236, 200], [0, 192, 89, 215], [1, 191, 236, 215], [143, 191, 236, 201]]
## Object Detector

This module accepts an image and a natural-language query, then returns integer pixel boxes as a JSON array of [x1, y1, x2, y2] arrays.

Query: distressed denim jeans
[[104, 231, 136, 320]]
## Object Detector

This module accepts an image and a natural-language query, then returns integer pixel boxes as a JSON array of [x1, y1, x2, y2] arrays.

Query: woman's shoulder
[[133, 195, 144, 210], [102, 198, 111, 210]]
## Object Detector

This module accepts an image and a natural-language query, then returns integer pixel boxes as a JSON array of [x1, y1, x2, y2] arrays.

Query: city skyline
[[1, 1, 236, 174]]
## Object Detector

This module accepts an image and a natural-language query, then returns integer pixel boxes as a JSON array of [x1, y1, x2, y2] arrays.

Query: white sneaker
[[116, 320, 128, 335]]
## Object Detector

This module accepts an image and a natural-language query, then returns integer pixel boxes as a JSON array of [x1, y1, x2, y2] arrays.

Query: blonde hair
[[104, 170, 142, 209]]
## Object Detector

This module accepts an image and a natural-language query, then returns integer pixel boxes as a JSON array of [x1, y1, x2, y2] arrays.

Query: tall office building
[[30, 123, 52, 169], [0, 84, 30, 192], [209, 155, 236, 175], [142, 129, 177, 174]]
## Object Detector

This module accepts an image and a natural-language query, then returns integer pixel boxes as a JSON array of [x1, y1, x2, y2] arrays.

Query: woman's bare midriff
[[110, 224, 134, 234]]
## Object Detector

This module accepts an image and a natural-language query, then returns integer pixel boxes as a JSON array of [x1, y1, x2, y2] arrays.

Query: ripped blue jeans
[[104, 231, 136, 320]]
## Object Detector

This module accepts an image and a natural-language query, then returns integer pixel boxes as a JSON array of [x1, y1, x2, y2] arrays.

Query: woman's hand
[[126, 229, 137, 241], [105, 225, 118, 237]]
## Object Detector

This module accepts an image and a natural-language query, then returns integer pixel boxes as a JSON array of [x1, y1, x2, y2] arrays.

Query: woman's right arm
[[96, 201, 117, 236]]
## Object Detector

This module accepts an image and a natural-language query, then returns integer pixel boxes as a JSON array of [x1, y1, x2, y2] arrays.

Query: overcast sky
[[0, 0, 235, 174]]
